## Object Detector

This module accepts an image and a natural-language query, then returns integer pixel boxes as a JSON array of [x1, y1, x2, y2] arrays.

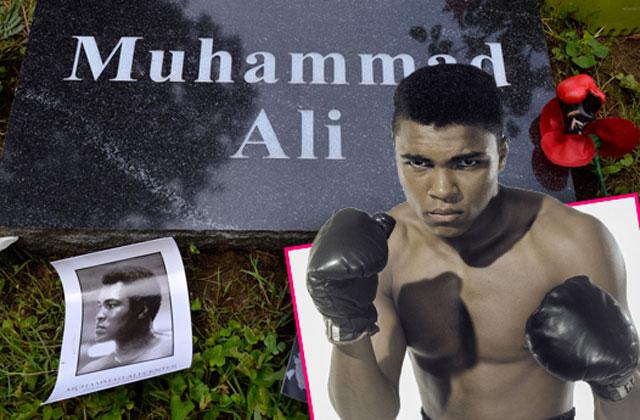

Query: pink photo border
[[284, 244, 315, 419], [569, 193, 640, 229], [283, 193, 640, 419]]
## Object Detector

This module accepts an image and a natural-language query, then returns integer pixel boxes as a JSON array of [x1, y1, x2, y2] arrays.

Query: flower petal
[[585, 118, 640, 158], [540, 131, 596, 167], [556, 74, 605, 106], [540, 99, 564, 136]]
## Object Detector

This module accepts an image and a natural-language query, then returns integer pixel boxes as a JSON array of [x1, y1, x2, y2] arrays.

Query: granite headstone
[[0, 0, 571, 251]]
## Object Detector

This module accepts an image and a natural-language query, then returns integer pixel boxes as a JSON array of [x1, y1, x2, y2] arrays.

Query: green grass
[[0, 248, 308, 419], [0, 0, 35, 155]]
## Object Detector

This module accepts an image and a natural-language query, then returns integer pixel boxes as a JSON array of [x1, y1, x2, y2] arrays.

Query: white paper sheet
[[45, 237, 192, 404], [0, 236, 18, 252]]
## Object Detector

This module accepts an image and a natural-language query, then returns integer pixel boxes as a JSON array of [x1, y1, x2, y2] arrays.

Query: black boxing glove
[[525, 276, 640, 401], [307, 208, 395, 343]]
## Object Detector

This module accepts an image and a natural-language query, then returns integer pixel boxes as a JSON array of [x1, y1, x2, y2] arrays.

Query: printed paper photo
[[45, 238, 192, 404]]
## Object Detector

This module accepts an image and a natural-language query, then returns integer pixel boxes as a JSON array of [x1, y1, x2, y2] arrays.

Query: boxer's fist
[[525, 276, 640, 401], [307, 208, 395, 343]]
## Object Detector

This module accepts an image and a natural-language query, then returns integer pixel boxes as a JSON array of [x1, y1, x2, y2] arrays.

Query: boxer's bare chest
[[387, 220, 565, 367]]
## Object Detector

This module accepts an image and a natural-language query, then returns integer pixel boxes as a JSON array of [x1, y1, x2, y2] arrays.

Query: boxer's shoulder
[[531, 193, 611, 245], [387, 202, 417, 229], [386, 202, 446, 256], [527, 193, 624, 294]]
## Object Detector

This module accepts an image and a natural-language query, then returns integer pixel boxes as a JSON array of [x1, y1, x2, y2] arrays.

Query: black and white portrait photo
[[45, 238, 192, 404], [288, 196, 640, 420], [76, 253, 174, 375]]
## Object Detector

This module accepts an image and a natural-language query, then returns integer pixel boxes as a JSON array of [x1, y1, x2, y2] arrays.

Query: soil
[[609, 36, 640, 82]]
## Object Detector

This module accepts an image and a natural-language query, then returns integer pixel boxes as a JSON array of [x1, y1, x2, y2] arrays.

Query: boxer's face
[[394, 120, 507, 238], [95, 281, 137, 342]]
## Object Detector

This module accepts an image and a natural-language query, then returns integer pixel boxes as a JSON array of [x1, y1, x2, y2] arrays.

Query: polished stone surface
[[0, 0, 571, 235]]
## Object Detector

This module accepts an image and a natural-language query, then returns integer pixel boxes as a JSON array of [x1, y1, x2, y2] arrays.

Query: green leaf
[[565, 41, 581, 57], [257, 386, 271, 412], [236, 353, 257, 379], [616, 73, 640, 93], [260, 366, 285, 386], [588, 38, 609, 58], [20, 315, 37, 328], [273, 409, 286, 420], [52, 407, 64, 419], [551, 47, 567, 61], [188, 243, 200, 255], [222, 335, 242, 354], [614, 185, 631, 195], [190, 298, 202, 312], [203, 344, 225, 367], [170, 395, 195, 420], [572, 55, 596, 69], [189, 379, 212, 410], [169, 373, 188, 396], [42, 405, 53, 420], [243, 327, 258, 345], [600, 164, 622, 175], [203, 409, 220, 420], [99, 407, 122, 420], [264, 333, 280, 355], [0, 0, 25, 39], [230, 392, 245, 406], [620, 154, 634, 167]]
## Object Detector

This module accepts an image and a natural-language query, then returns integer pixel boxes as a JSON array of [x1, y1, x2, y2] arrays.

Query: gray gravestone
[[0, 0, 571, 251]]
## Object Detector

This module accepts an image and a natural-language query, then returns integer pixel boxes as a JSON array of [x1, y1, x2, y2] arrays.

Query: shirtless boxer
[[306, 64, 640, 419]]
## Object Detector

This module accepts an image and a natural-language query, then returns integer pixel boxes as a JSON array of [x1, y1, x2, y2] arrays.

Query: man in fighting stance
[[307, 64, 640, 419]]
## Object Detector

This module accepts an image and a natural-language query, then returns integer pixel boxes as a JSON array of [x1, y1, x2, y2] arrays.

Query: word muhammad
[[64, 36, 511, 160]]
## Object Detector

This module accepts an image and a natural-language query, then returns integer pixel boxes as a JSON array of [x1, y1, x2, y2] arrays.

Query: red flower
[[556, 74, 605, 107], [540, 98, 595, 167], [585, 118, 640, 159], [539, 75, 640, 167]]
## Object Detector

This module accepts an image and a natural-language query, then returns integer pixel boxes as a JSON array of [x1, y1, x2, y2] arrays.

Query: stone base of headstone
[[0, 229, 314, 255]]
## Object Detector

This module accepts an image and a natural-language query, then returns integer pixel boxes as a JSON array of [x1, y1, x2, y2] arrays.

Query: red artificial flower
[[585, 118, 640, 159], [556, 74, 605, 106], [539, 98, 595, 167], [539, 74, 640, 167]]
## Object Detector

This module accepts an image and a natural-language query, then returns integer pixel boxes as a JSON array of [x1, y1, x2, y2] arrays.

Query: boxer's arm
[[595, 371, 640, 420], [328, 279, 406, 420], [575, 215, 640, 418]]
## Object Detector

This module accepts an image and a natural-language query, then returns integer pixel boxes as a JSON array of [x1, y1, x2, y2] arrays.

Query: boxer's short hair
[[102, 266, 162, 321], [392, 64, 504, 140]]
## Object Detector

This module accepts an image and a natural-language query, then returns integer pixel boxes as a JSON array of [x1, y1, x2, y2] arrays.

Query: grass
[[0, 0, 35, 155], [0, 247, 308, 419]]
